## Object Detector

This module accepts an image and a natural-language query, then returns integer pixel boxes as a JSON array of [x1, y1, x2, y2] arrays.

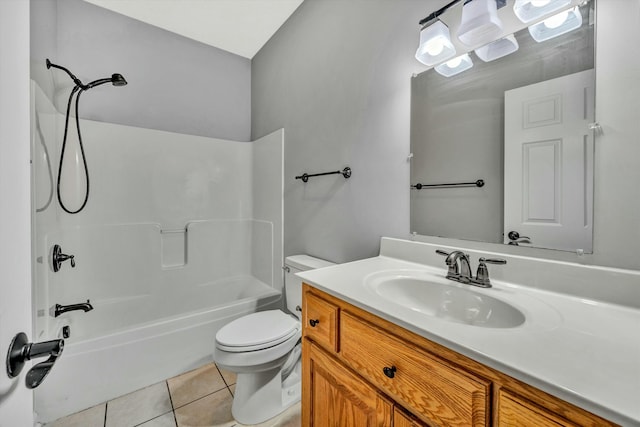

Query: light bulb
[[446, 56, 463, 68], [543, 10, 569, 29], [530, 0, 551, 7], [415, 20, 456, 66], [425, 39, 445, 56]]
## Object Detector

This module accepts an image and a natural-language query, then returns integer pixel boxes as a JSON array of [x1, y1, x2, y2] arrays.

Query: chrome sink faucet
[[437, 250, 506, 288], [436, 250, 472, 283]]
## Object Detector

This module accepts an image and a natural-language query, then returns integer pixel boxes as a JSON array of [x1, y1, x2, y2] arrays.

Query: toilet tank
[[284, 255, 335, 319]]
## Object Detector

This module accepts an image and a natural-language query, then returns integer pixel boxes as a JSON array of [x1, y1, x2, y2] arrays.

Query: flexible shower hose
[[57, 85, 90, 214]]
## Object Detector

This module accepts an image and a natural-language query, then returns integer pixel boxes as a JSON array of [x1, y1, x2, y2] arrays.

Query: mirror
[[410, 1, 595, 253]]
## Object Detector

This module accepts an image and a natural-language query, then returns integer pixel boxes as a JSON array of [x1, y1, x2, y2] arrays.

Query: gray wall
[[254, 0, 640, 271], [252, 0, 425, 263], [31, 0, 251, 141], [30, 0, 640, 271]]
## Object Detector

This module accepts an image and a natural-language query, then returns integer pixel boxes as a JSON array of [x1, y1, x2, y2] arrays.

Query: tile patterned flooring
[[47, 363, 301, 427]]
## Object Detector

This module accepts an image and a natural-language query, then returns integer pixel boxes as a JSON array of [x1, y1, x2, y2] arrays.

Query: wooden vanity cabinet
[[496, 390, 579, 427], [303, 341, 393, 426], [394, 407, 429, 427], [301, 284, 618, 427]]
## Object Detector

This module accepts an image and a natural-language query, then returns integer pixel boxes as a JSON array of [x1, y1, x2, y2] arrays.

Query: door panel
[[0, 1, 35, 426], [504, 69, 594, 252]]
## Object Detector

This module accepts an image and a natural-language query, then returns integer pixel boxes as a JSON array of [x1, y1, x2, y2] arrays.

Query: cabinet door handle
[[383, 365, 397, 378], [309, 319, 320, 327]]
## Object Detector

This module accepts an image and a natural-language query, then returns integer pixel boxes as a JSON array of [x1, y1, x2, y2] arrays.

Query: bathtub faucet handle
[[52, 244, 76, 272]]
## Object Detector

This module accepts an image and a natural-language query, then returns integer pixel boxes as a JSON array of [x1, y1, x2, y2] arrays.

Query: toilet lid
[[216, 310, 300, 351]]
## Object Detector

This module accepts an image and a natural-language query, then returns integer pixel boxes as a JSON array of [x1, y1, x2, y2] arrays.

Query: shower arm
[[46, 59, 87, 90], [46, 59, 127, 93]]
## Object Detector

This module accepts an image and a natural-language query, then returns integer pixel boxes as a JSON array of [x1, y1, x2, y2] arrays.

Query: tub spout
[[54, 300, 93, 317]]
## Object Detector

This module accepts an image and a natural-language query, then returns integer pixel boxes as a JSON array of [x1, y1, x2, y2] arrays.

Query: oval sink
[[365, 272, 525, 328]]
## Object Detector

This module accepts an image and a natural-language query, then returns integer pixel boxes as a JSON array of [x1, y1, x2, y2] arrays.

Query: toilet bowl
[[213, 255, 335, 425]]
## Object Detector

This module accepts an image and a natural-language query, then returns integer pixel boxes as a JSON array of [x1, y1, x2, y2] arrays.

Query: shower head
[[46, 58, 127, 91], [85, 73, 128, 90], [111, 74, 127, 87]]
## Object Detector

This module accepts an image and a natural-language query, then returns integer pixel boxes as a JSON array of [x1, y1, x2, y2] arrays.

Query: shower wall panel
[[252, 130, 285, 292], [56, 119, 253, 229], [32, 82, 284, 343]]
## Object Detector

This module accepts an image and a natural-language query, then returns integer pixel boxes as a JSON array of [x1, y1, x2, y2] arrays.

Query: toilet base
[[231, 362, 301, 425]]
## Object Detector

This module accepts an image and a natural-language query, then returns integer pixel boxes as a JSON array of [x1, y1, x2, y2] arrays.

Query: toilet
[[213, 255, 335, 425]]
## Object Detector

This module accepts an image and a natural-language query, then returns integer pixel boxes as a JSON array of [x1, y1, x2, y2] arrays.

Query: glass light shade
[[513, 0, 572, 23], [434, 54, 474, 77], [457, 0, 504, 46], [528, 7, 582, 42], [475, 34, 519, 62], [415, 20, 457, 66]]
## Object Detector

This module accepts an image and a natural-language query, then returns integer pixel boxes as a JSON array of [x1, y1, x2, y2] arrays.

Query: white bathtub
[[34, 276, 281, 423], [30, 84, 285, 423]]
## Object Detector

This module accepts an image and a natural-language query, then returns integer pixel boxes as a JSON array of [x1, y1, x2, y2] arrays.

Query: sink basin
[[365, 271, 525, 328]]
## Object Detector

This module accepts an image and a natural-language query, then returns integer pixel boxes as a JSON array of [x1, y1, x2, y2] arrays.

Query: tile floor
[[47, 363, 300, 427]]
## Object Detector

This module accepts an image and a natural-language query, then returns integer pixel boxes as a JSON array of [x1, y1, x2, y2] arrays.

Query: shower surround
[[30, 82, 283, 422]]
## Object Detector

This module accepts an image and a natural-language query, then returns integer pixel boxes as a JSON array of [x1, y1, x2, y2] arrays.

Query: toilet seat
[[216, 310, 300, 352]]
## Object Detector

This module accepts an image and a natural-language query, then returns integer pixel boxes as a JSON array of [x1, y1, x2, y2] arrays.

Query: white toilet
[[213, 255, 335, 425]]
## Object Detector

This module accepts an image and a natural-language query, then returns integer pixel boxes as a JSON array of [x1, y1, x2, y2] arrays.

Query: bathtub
[[30, 83, 285, 422], [34, 275, 281, 423]]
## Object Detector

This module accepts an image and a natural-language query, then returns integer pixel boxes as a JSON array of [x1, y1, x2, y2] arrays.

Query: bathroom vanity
[[298, 238, 640, 426]]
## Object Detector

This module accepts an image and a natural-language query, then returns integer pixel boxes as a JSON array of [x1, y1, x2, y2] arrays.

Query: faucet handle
[[481, 257, 507, 265], [435, 249, 450, 257], [52, 244, 76, 272], [472, 257, 507, 288]]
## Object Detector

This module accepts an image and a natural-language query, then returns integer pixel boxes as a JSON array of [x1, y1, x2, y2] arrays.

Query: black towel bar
[[296, 167, 351, 183], [411, 179, 484, 189]]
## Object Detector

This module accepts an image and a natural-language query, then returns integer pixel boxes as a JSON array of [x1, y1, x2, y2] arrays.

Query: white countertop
[[297, 254, 640, 426]]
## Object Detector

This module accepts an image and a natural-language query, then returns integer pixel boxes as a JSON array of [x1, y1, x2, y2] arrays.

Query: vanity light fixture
[[475, 34, 519, 62], [513, 0, 572, 23], [434, 53, 474, 77], [528, 6, 582, 42], [415, 20, 457, 66], [458, 0, 504, 46]]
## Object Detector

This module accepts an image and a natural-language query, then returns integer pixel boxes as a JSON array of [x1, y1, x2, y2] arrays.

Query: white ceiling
[[82, 0, 304, 59]]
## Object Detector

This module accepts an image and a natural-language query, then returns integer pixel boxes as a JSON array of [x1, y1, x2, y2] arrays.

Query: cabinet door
[[303, 341, 392, 427], [394, 407, 428, 427], [304, 291, 339, 352], [497, 390, 579, 427]]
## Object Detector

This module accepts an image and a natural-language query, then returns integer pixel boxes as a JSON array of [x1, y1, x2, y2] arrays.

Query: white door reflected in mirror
[[504, 69, 594, 252]]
